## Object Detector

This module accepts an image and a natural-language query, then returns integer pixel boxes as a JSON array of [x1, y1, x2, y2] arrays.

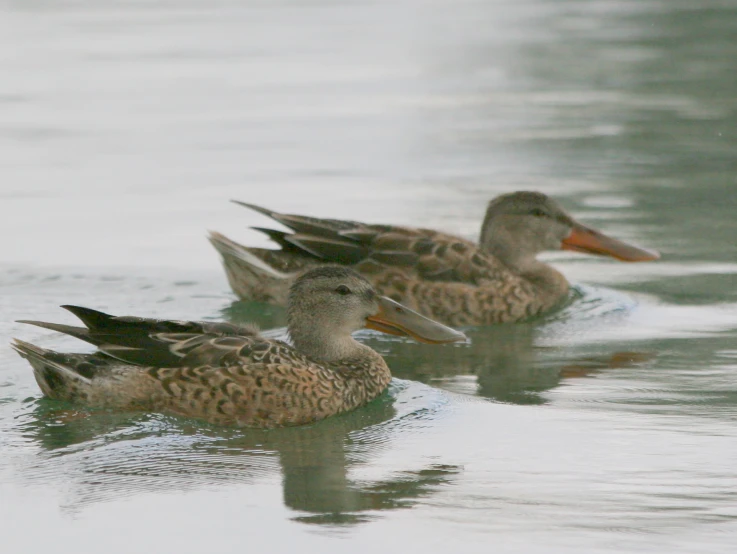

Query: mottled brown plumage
[[12, 267, 465, 427], [209, 192, 659, 326]]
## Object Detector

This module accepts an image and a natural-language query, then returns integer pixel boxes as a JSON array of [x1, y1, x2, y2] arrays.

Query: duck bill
[[561, 223, 660, 262], [365, 296, 467, 344]]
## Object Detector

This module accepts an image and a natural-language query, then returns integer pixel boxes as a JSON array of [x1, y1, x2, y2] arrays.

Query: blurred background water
[[1, 1, 736, 553]]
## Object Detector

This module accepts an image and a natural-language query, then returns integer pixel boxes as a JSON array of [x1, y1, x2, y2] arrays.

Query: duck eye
[[335, 285, 352, 295], [530, 208, 547, 218]]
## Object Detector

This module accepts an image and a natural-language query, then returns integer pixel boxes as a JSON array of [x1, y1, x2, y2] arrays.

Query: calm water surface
[[1, 1, 736, 553]]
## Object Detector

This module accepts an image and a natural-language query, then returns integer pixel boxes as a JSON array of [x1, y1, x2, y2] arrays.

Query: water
[[1, 1, 736, 552]]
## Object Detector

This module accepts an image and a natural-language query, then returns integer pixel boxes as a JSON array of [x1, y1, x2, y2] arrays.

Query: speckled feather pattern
[[13, 309, 391, 427], [211, 215, 569, 326]]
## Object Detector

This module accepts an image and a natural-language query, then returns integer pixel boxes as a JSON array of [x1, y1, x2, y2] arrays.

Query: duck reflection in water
[[16, 384, 460, 525], [362, 326, 654, 405]]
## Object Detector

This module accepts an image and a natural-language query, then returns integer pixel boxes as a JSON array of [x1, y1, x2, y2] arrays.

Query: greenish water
[[1, 1, 736, 553]]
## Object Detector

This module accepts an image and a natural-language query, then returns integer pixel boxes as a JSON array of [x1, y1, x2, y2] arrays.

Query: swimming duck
[[12, 267, 465, 427], [209, 191, 659, 327]]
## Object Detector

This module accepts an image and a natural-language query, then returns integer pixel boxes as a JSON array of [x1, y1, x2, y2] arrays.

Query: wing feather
[[20, 306, 262, 368], [233, 201, 519, 287]]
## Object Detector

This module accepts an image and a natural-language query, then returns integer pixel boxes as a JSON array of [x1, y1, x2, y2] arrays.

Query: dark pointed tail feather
[[232, 200, 301, 232], [250, 227, 304, 253], [17, 305, 118, 344], [16, 316, 139, 357], [16, 319, 94, 344], [231, 199, 356, 237], [20, 306, 164, 354], [61, 305, 116, 329], [17, 305, 118, 347], [11, 339, 92, 400], [283, 234, 369, 264], [231, 200, 278, 219]]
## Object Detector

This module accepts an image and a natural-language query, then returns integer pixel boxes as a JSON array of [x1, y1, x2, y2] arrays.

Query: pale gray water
[[1, 1, 736, 553]]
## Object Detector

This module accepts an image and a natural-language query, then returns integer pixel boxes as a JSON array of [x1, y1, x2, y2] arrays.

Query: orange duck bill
[[561, 223, 660, 262], [365, 296, 467, 344]]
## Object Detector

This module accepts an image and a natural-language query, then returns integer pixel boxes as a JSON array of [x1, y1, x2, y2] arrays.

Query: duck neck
[[288, 317, 367, 363], [288, 312, 391, 409], [515, 258, 569, 297], [480, 221, 568, 296]]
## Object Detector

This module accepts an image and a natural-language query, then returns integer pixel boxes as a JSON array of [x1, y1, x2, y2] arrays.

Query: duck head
[[479, 191, 659, 272], [287, 267, 466, 361]]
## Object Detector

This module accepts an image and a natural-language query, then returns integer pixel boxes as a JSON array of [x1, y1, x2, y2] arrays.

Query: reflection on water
[[2, 0, 737, 551], [367, 326, 655, 405], [220, 300, 287, 331], [12, 382, 459, 525]]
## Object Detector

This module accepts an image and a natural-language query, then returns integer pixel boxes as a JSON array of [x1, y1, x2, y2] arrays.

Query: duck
[[208, 191, 659, 327], [12, 267, 466, 427]]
